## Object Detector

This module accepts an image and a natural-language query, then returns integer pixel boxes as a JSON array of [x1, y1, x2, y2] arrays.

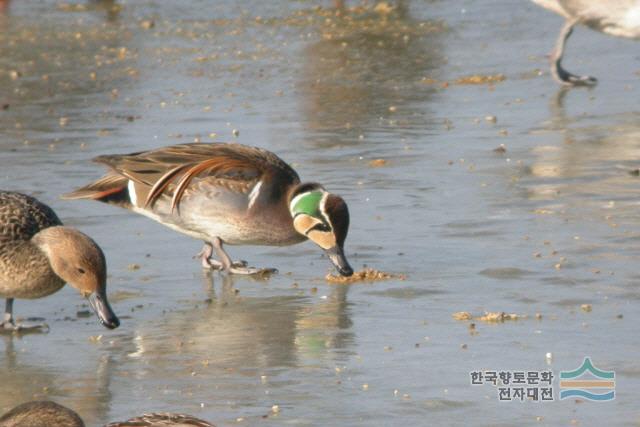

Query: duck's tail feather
[[62, 174, 132, 208]]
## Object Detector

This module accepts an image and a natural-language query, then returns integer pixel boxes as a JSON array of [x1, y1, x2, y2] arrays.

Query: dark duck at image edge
[[0, 401, 215, 427], [64, 142, 354, 277]]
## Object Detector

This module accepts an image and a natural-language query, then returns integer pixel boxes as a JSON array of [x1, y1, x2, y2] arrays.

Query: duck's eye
[[77, 268, 86, 274], [309, 222, 331, 233]]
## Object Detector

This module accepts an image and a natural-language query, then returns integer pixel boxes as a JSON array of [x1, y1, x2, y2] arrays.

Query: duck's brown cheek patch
[[307, 230, 336, 250], [294, 214, 322, 235]]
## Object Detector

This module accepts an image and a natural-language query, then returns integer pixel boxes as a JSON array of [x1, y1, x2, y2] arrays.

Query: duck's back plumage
[[93, 143, 299, 209], [0, 191, 62, 243], [65, 143, 304, 246]]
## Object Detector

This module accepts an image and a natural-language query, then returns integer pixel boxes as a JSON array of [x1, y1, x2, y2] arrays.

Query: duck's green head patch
[[291, 191, 324, 218]]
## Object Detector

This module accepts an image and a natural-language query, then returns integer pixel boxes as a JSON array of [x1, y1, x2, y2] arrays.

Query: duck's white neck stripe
[[248, 180, 263, 210], [127, 180, 138, 207], [319, 192, 329, 222]]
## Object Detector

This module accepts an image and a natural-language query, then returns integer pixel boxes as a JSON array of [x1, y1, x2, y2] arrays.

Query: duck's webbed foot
[[195, 243, 248, 270], [0, 319, 49, 333], [226, 266, 278, 276], [205, 258, 249, 271], [552, 62, 597, 87], [0, 299, 49, 333], [207, 238, 277, 277], [549, 19, 597, 87]]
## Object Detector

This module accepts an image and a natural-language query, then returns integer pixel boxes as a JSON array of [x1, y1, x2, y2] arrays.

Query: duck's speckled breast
[[0, 243, 65, 299]]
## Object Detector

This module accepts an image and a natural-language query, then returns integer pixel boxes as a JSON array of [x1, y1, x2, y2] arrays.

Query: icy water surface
[[1, 1, 640, 426]]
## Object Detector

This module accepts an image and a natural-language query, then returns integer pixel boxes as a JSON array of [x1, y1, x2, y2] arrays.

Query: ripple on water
[[421, 398, 476, 411], [364, 286, 447, 299], [478, 267, 534, 280]]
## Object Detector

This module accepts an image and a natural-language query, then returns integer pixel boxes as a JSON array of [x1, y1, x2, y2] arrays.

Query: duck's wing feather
[[70, 143, 300, 212], [62, 174, 128, 200]]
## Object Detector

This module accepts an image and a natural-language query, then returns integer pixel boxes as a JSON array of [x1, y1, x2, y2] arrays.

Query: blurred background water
[[0, 1, 639, 425]]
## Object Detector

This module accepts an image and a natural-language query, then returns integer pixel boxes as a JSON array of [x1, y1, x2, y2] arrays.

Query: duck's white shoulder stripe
[[248, 180, 263, 210], [128, 180, 138, 207]]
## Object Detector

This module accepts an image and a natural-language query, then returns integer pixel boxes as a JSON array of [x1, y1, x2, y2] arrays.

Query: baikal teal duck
[[64, 142, 353, 276], [0, 401, 215, 427], [0, 191, 119, 331]]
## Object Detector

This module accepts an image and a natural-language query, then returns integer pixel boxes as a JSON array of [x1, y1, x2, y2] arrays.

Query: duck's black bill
[[325, 246, 353, 277], [88, 292, 120, 329]]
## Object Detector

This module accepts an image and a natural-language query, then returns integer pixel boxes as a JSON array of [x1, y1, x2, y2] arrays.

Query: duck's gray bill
[[88, 292, 120, 329], [326, 246, 354, 277]]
